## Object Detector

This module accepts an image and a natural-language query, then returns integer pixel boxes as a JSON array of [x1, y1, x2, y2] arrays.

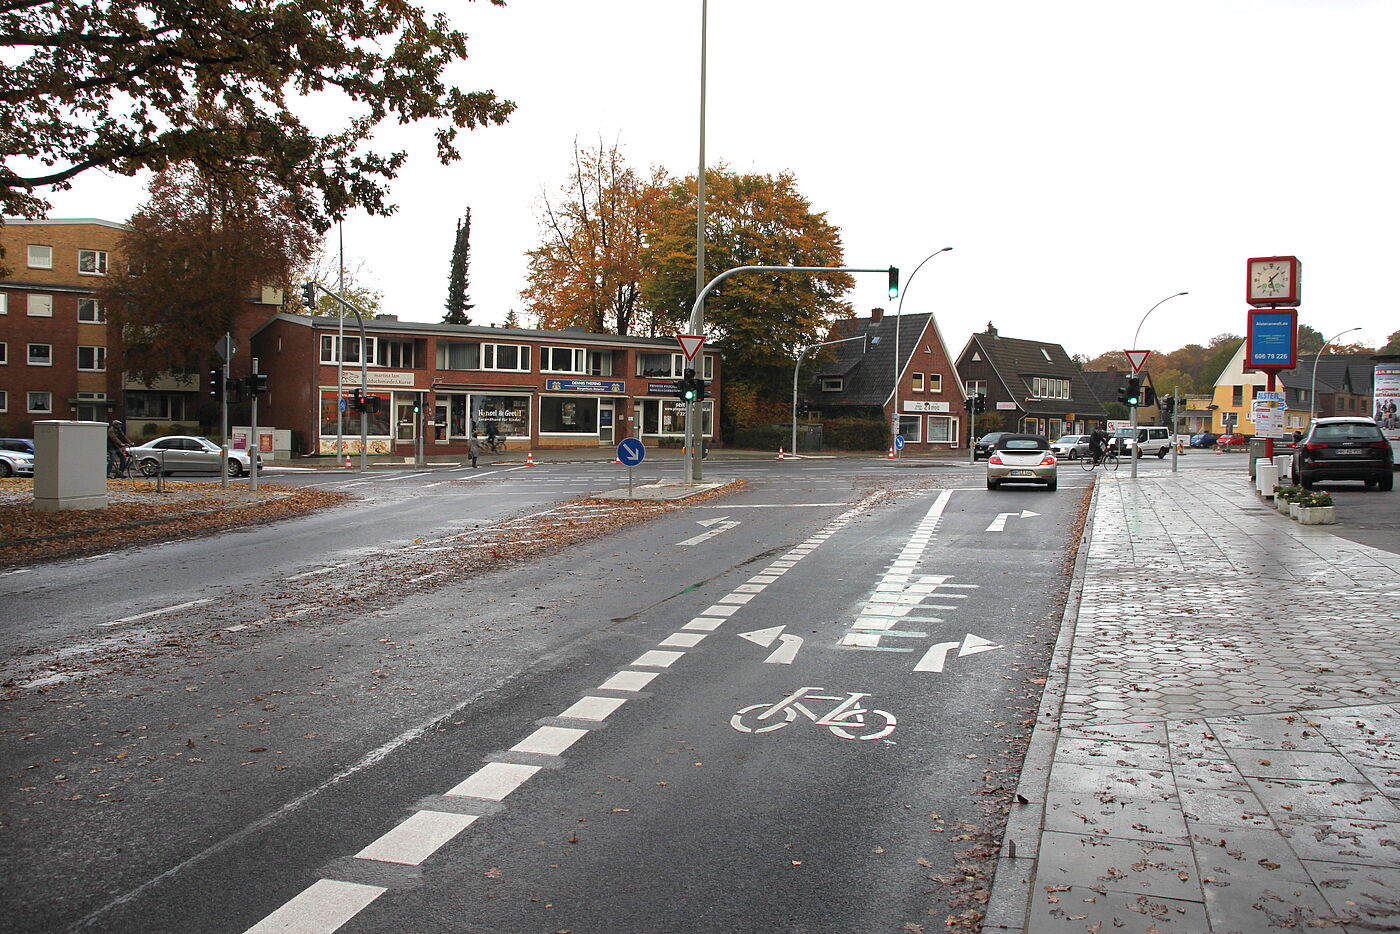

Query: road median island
[[0, 479, 351, 568]]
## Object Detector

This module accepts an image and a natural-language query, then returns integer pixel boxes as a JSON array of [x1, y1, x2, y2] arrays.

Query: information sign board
[[1245, 309, 1298, 371]]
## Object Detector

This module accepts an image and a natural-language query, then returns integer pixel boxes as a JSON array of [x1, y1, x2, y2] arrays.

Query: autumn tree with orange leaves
[[522, 141, 667, 336]]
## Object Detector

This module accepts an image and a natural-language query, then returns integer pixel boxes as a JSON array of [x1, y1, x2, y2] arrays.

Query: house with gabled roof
[[801, 307, 968, 451], [954, 322, 1107, 438]]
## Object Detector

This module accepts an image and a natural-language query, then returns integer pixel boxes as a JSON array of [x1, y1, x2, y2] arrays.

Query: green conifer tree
[[443, 208, 475, 324]]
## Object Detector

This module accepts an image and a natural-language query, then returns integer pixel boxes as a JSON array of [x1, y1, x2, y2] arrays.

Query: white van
[[1111, 426, 1172, 458]]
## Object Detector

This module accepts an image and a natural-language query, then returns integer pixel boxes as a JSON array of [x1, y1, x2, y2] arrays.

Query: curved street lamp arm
[[1132, 291, 1189, 352]]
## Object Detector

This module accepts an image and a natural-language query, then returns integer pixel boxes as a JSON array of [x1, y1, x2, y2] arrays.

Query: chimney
[[985, 320, 997, 337], [871, 307, 884, 322]]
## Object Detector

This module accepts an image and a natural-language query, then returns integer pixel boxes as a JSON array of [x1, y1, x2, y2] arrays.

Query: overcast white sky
[[38, 0, 1400, 358]]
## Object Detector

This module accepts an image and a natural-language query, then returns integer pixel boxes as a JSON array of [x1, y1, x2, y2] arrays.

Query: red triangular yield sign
[[1125, 349, 1151, 373], [676, 333, 705, 360]]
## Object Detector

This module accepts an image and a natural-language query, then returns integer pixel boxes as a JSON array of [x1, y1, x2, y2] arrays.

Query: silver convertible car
[[986, 434, 1058, 491], [126, 436, 263, 477]]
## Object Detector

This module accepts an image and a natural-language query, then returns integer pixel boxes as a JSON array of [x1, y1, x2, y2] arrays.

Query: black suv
[[1293, 417, 1394, 491], [974, 432, 1012, 461]]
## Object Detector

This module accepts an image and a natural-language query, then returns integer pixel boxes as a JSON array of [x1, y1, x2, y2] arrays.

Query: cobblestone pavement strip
[[986, 471, 1400, 934]]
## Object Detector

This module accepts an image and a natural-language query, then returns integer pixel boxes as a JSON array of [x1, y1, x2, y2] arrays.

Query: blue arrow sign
[[894, 434, 905, 450], [617, 438, 646, 467]]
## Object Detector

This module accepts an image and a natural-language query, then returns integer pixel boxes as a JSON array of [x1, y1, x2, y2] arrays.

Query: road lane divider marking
[[598, 670, 659, 692], [659, 632, 707, 648], [631, 649, 685, 668], [557, 695, 629, 721], [354, 811, 480, 866], [243, 879, 386, 934], [101, 598, 212, 627], [445, 762, 541, 801], [681, 618, 725, 632], [511, 726, 589, 757]]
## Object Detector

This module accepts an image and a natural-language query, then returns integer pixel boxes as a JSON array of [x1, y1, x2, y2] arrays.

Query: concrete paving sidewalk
[[985, 470, 1400, 933]]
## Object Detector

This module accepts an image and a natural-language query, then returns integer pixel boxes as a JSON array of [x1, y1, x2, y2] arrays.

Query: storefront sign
[[648, 381, 682, 395], [544, 378, 625, 393], [341, 370, 417, 387], [903, 400, 951, 413]]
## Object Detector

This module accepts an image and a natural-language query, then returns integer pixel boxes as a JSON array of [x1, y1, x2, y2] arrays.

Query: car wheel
[[987, 479, 999, 490], [1379, 472, 1394, 492], [139, 458, 161, 478], [1157, 448, 1167, 459], [1045, 478, 1057, 491], [225, 459, 243, 478], [0, 461, 12, 479]]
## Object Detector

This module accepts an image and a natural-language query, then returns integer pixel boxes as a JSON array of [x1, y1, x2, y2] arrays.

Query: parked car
[[1052, 434, 1092, 460], [986, 434, 1057, 490], [1190, 431, 1219, 448], [0, 448, 35, 478], [1110, 426, 1172, 458], [1216, 432, 1249, 448], [1, 438, 36, 455], [1292, 417, 1394, 491], [126, 436, 262, 477], [974, 431, 1012, 461]]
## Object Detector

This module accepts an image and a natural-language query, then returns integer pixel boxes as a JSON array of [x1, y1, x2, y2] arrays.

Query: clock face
[[1250, 259, 1292, 302]]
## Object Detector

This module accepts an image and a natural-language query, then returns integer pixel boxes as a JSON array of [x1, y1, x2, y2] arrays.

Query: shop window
[[78, 298, 105, 322], [927, 416, 955, 443], [898, 414, 922, 443], [640, 398, 712, 437], [541, 347, 586, 373], [540, 396, 598, 433], [319, 391, 390, 438], [28, 343, 52, 366], [28, 245, 52, 269], [79, 249, 108, 275], [77, 345, 106, 371], [27, 294, 53, 317], [483, 343, 529, 371], [471, 394, 530, 437], [28, 391, 53, 413]]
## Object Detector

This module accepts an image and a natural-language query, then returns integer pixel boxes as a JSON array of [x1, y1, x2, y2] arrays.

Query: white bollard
[[1273, 454, 1292, 483], [1255, 460, 1279, 497]]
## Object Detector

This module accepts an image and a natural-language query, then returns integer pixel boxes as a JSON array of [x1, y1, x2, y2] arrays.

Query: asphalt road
[[5, 452, 1352, 933]]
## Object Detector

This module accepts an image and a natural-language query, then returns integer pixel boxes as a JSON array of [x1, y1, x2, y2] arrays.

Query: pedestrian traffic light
[[1140, 385, 1156, 408], [1123, 377, 1141, 407], [887, 266, 900, 301], [678, 368, 700, 403], [300, 282, 317, 308], [350, 388, 364, 412], [412, 398, 421, 414], [209, 369, 221, 398]]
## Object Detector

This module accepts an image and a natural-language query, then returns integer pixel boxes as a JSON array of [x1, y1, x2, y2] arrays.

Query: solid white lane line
[[445, 762, 540, 801], [630, 649, 685, 668], [511, 726, 589, 756], [557, 695, 628, 721], [353, 811, 479, 866], [102, 598, 212, 627], [598, 670, 659, 692], [243, 879, 386, 934], [659, 632, 707, 648]]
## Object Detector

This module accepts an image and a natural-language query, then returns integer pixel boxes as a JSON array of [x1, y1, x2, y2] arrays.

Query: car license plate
[[1334, 449, 1365, 455], [1009, 470, 1034, 477]]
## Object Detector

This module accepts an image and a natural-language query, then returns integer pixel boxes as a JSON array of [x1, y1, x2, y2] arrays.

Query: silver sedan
[[127, 436, 262, 477], [986, 434, 1058, 490]]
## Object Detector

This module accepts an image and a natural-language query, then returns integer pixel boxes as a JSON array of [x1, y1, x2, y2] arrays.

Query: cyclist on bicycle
[[484, 421, 500, 452], [106, 419, 131, 478], [1088, 426, 1109, 465]]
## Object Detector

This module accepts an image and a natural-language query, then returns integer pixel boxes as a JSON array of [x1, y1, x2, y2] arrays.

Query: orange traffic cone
[[776, 447, 785, 460], [888, 446, 896, 459], [344, 454, 352, 469], [526, 451, 535, 466], [1215, 444, 1223, 455]]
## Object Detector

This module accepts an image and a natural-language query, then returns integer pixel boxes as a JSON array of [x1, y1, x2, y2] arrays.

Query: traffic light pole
[[1130, 389, 1140, 479], [685, 264, 897, 483], [220, 348, 231, 491]]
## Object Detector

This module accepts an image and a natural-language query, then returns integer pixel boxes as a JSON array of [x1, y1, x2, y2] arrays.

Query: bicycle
[[484, 436, 505, 454], [107, 447, 135, 479], [731, 687, 897, 741], [1080, 448, 1119, 472]]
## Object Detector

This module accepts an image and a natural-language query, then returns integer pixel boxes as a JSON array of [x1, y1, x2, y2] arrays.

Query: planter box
[[1290, 502, 1301, 520], [1297, 505, 1337, 525], [1275, 495, 1292, 514]]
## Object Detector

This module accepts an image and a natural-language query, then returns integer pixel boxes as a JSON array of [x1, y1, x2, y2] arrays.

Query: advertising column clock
[[1246, 255, 1301, 307]]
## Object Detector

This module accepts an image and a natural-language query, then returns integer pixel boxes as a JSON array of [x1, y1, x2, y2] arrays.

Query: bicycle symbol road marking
[[730, 687, 896, 741]]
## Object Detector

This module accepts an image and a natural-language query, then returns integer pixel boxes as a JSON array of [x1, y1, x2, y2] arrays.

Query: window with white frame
[[78, 298, 106, 322], [27, 293, 53, 317], [912, 372, 925, 392], [821, 377, 844, 392], [701, 354, 714, 380], [928, 373, 942, 393], [319, 334, 377, 365], [927, 416, 957, 443], [0, 292, 7, 314], [1031, 377, 1069, 399], [483, 343, 529, 371], [78, 249, 108, 275], [0, 390, 7, 412], [28, 245, 52, 269], [587, 349, 614, 376], [376, 339, 414, 368], [541, 346, 586, 373], [28, 343, 52, 366], [898, 414, 922, 443], [437, 341, 480, 370], [965, 379, 986, 396], [0, 342, 6, 364], [78, 345, 106, 371], [636, 351, 684, 377], [28, 391, 52, 413]]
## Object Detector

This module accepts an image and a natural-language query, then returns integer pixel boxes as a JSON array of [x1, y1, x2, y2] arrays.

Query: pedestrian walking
[[468, 432, 483, 469]]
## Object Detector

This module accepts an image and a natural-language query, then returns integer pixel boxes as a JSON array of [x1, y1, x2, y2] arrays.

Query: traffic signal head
[[888, 266, 900, 301], [300, 282, 317, 308], [1124, 377, 1142, 407], [209, 369, 221, 397], [974, 393, 987, 414], [679, 379, 699, 403], [1140, 385, 1156, 408], [412, 398, 421, 414]]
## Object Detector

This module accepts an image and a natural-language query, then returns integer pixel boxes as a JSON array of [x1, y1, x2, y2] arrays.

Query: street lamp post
[[891, 248, 953, 455], [1129, 291, 1188, 479], [1309, 327, 1362, 423], [793, 334, 868, 456]]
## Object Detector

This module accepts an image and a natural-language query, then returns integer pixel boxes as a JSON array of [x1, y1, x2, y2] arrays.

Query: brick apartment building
[[250, 313, 720, 457]]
